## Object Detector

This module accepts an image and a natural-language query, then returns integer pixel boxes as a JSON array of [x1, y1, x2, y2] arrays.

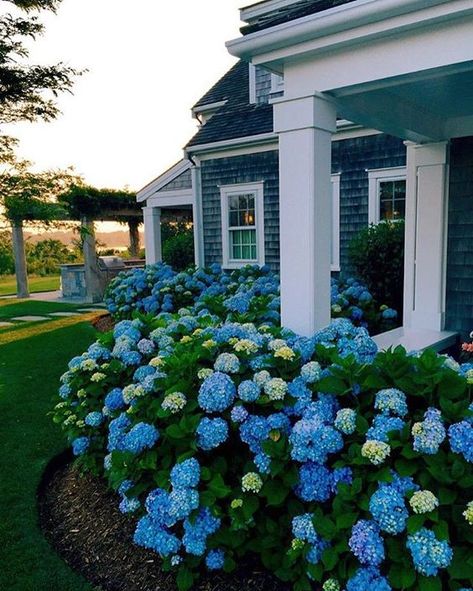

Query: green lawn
[[0, 308, 99, 590], [0, 274, 60, 296]]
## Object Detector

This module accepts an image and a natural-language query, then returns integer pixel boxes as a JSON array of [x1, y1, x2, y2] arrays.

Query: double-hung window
[[220, 182, 265, 269], [368, 167, 407, 224]]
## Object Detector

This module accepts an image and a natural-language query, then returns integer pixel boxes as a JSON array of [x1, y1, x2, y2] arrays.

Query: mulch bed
[[38, 459, 290, 591], [91, 313, 115, 333]]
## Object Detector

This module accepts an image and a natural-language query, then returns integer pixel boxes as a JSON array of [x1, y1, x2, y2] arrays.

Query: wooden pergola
[[12, 186, 143, 301]]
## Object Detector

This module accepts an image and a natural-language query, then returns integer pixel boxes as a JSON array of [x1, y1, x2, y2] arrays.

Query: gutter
[[227, 0, 454, 59]]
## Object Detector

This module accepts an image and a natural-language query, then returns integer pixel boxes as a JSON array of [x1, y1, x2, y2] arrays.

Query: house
[[138, 0, 473, 349]]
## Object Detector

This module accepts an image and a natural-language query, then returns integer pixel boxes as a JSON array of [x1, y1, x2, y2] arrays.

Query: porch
[[228, 0, 473, 346]]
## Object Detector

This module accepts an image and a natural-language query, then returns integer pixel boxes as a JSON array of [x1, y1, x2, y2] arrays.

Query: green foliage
[[348, 221, 405, 314], [54, 312, 473, 591], [163, 232, 194, 271], [26, 238, 79, 275], [58, 185, 140, 221], [0, 231, 15, 274]]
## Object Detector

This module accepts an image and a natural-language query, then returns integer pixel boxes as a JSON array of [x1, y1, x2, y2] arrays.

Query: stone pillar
[[11, 221, 29, 298], [403, 141, 449, 331], [191, 164, 205, 268], [82, 217, 102, 303], [143, 206, 162, 265], [273, 93, 337, 336]]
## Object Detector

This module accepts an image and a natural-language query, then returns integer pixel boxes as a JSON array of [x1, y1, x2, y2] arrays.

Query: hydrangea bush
[[105, 263, 398, 335], [54, 309, 473, 591]]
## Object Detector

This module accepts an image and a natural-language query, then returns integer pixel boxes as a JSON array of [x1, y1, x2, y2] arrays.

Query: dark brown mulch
[[38, 461, 291, 591], [91, 313, 115, 333]]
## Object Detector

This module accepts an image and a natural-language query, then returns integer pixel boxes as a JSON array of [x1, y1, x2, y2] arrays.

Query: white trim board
[[137, 160, 191, 203], [147, 191, 194, 208]]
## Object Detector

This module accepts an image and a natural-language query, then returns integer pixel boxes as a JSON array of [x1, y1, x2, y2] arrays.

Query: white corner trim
[[249, 64, 257, 104], [367, 166, 406, 224], [220, 181, 265, 269], [137, 160, 192, 203], [331, 173, 341, 272]]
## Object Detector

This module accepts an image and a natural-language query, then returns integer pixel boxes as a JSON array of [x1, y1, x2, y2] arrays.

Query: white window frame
[[331, 173, 341, 272], [220, 182, 265, 269], [368, 166, 407, 224]]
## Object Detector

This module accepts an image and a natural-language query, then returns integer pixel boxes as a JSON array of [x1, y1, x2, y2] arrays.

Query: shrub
[[54, 311, 473, 591], [163, 232, 195, 271], [105, 264, 398, 335], [26, 238, 79, 275], [348, 221, 405, 316], [0, 231, 14, 275]]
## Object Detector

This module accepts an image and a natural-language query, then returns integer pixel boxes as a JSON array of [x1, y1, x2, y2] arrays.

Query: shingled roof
[[241, 0, 358, 35], [186, 60, 274, 149]]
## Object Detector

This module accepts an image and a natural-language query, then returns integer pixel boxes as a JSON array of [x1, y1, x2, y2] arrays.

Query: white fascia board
[[192, 100, 227, 116], [147, 191, 194, 208], [227, 0, 464, 61], [137, 160, 192, 203], [185, 132, 278, 156]]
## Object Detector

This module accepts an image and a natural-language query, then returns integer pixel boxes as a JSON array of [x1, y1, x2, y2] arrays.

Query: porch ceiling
[[329, 62, 473, 143]]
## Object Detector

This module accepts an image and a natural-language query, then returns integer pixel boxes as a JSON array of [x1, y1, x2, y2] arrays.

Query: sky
[[6, 0, 245, 192]]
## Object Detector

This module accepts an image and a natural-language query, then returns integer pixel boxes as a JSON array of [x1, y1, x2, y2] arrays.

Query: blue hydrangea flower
[[374, 389, 408, 417], [134, 516, 180, 556], [369, 485, 408, 534], [168, 487, 199, 521], [238, 380, 261, 402], [123, 422, 159, 454], [72, 436, 90, 456], [406, 528, 453, 576], [230, 405, 249, 423], [206, 549, 225, 570], [412, 408, 446, 454], [346, 567, 392, 591], [104, 387, 125, 411], [290, 418, 343, 464], [170, 458, 200, 489], [367, 414, 405, 443], [349, 520, 385, 566], [296, 462, 333, 502], [300, 361, 321, 383], [214, 353, 240, 374], [183, 508, 221, 556], [198, 372, 236, 413], [239, 415, 270, 453], [292, 513, 319, 543], [84, 411, 103, 427], [59, 384, 72, 399], [334, 408, 357, 434], [254, 452, 271, 474], [196, 417, 228, 450], [449, 420, 473, 462], [331, 467, 353, 493]]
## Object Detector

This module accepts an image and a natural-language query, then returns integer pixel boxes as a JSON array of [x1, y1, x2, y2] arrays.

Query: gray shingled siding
[[158, 168, 192, 192], [200, 134, 406, 274], [255, 67, 272, 105], [201, 151, 279, 271], [332, 134, 406, 272], [445, 137, 473, 339]]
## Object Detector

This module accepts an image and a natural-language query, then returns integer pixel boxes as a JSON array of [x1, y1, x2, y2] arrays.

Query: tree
[[1, 160, 80, 296], [0, 0, 81, 162]]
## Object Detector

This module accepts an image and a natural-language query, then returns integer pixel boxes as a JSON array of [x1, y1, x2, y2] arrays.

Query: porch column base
[[403, 141, 449, 331], [274, 94, 337, 336], [143, 206, 162, 265]]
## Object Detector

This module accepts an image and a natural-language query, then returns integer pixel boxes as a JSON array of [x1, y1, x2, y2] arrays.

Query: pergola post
[[128, 219, 141, 258], [11, 220, 29, 299], [82, 217, 102, 303], [403, 141, 449, 331], [274, 94, 337, 336], [143, 206, 162, 265]]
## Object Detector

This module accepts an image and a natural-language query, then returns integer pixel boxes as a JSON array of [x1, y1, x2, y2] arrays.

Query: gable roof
[[137, 159, 192, 203], [186, 60, 274, 149], [193, 61, 248, 110], [240, 0, 358, 34]]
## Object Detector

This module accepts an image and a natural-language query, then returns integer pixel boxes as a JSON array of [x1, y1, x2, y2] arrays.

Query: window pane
[[379, 182, 394, 200], [229, 211, 238, 227], [251, 245, 257, 259], [380, 199, 393, 220], [232, 244, 241, 259], [242, 245, 251, 259], [229, 196, 239, 211], [392, 199, 405, 220], [242, 230, 251, 245], [394, 180, 406, 197]]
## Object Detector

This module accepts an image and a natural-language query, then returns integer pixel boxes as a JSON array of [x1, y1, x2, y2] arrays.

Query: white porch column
[[191, 164, 205, 268], [143, 206, 162, 265], [274, 94, 337, 336], [403, 141, 449, 331]]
